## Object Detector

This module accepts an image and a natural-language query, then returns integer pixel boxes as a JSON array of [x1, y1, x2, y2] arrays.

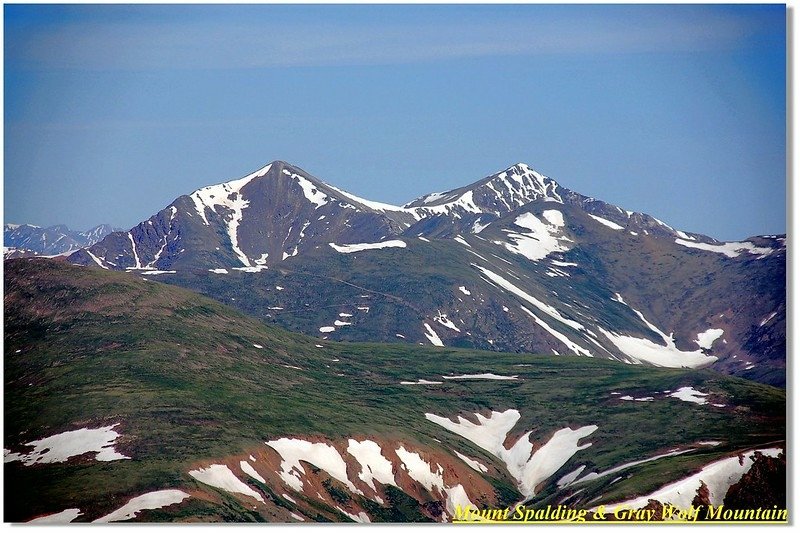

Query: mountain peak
[[404, 162, 563, 216], [507, 162, 534, 173]]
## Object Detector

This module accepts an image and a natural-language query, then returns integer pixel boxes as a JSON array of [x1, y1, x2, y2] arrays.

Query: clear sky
[[4, 4, 786, 241]]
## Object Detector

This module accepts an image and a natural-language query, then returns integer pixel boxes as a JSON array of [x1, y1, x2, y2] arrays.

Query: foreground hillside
[[4, 259, 785, 523]]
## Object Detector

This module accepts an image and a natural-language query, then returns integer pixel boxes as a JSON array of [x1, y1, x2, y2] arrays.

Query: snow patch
[[619, 395, 654, 402], [329, 240, 406, 253], [498, 212, 571, 262], [760, 311, 778, 327], [453, 235, 471, 247], [587, 214, 624, 230], [189, 464, 265, 502], [475, 265, 583, 331], [519, 306, 594, 358], [599, 327, 717, 369], [93, 490, 190, 523], [240, 460, 266, 483], [674, 239, 773, 259], [593, 448, 782, 511], [423, 323, 444, 347], [454, 451, 488, 473], [434, 312, 461, 332], [695, 328, 724, 350], [557, 465, 586, 488], [441, 373, 518, 381], [283, 169, 329, 208], [346, 439, 397, 491], [574, 449, 693, 485], [231, 264, 268, 273], [324, 182, 407, 213], [86, 250, 109, 269], [458, 286, 472, 295], [4, 424, 129, 465], [266, 438, 362, 495], [425, 410, 596, 498], [472, 219, 490, 234], [27, 509, 83, 524], [669, 386, 709, 405]]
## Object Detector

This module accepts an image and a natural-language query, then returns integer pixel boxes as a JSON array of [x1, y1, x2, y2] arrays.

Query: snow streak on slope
[[593, 448, 783, 511], [505, 425, 598, 499], [346, 439, 397, 491], [93, 490, 190, 523], [474, 265, 583, 331], [409, 190, 483, 219], [572, 449, 693, 485], [454, 451, 488, 473], [434, 312, 461, 332], [394, 446, 475, 518], [519, 306, 594, 358], [240, 460, 267, 483], [423, 323, 444, 346], [328, 240, 406, 253], [189, 163, 271, 225], [188, 464, 265, 502], [27, 509, 83, 524], [425, 409, 597, 498], [266, 438, 362, 494], [587, 214, 624, 230], [674, 239, 773, 258], [441, 373, 518, 381], [189, 163, 273, 265]]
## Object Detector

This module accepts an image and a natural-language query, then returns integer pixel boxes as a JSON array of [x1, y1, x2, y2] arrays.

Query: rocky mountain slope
[[68, 161, 786, 386], [4, 259, 785, 523], [4, 223, 114, 258]]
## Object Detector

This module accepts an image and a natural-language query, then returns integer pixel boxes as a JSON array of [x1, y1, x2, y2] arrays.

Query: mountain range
[[4, 223, 115, 258], [67, 161, 786, 386]]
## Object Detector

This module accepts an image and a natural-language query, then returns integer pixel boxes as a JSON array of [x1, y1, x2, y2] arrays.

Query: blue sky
[[4, 4, 786, 240]]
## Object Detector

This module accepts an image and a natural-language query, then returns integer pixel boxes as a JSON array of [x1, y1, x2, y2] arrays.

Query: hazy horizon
[[4, 4, 786, 241]]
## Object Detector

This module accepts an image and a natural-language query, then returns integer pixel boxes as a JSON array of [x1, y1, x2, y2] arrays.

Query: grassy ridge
[[4, 259, 785, 521]]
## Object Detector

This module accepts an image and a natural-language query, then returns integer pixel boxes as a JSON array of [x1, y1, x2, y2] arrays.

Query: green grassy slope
[[4, 259, 785, 522]]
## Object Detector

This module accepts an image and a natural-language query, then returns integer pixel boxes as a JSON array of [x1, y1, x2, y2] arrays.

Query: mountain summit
[[68, 160, 785, 385]]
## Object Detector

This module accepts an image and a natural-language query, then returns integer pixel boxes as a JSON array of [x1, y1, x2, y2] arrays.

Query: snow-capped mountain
[[4, 223, 114, 258], [68, 161, 786, 385]]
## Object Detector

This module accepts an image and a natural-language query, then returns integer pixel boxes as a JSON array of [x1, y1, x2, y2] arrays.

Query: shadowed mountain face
[[68, 161, 786, 386]]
